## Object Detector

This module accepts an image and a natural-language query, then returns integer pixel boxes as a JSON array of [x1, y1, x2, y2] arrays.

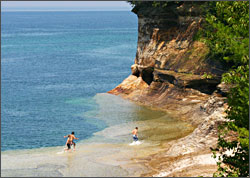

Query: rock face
[[135, 2, 225, 76], [109, 2, 227, 99], [108, 2, 229, 177], [108, 2, 228, 123]]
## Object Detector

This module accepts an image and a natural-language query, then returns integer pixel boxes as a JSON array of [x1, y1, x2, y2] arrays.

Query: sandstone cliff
[[108, 2, 229, 177], [109, 2, 227, 123]]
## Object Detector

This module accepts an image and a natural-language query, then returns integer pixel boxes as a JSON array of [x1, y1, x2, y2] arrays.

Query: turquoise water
[[1, 11, 138, 151], [1, 11, 196, 177], [1, 93, 194, 177]]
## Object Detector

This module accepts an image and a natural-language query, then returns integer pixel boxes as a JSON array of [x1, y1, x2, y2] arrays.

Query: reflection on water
[[1, 94, 194, 177]]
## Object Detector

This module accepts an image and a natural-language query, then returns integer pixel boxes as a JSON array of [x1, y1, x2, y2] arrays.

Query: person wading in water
[[64, 132, 79, 151], [132, 127, 138, 142]]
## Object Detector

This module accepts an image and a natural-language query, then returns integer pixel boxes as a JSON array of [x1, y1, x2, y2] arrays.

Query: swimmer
[[132, 127, 138, 142], [64, 132, 79, 151]]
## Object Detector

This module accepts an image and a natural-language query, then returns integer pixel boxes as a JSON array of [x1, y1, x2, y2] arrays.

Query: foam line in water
[[129, 141, 143, 146]]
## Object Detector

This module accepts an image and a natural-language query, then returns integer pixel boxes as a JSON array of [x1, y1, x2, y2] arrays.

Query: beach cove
[[1, 93, 194, 177], [1, 3, 232, 177]]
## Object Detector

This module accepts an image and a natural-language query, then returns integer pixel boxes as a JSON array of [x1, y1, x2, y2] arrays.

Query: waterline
[[2, 93, 194, 177]]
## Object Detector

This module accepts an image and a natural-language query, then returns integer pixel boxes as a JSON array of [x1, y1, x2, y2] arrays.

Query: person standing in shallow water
[[64, 132, 79, 151], [132, 127, 138, 142]]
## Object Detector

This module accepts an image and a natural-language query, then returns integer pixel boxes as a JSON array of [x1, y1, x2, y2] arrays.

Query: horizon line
[[1, 9, 132, 12]]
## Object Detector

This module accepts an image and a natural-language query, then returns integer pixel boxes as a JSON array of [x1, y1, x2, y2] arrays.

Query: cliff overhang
[[108, 2, 229, 176], [109, 2, 228, 103]]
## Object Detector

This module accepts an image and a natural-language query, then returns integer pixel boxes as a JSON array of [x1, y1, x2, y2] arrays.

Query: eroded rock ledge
[[108, 2, 229, 177]]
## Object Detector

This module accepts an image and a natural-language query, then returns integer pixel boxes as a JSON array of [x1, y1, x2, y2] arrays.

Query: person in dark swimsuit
[[64, 132, 79, 151], [64, 135, 72, 151], [132, 127, 138, 141]]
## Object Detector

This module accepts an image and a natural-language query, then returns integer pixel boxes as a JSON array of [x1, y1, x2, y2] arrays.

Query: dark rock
[[153, 69, 221, 94], [139, 66, 154, 85], [108, 2, 229, 177], [131, 64, 139, 77], [216, 82, 232, 96]]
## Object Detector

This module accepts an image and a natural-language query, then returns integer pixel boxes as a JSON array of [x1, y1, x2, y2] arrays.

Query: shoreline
[[1, 89, 227, 177], [105, 2, 230, 176], [2, 93, 195, 177], [108, 76, 228, 176]]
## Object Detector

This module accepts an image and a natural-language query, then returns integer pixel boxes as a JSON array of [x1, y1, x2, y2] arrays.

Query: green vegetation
[[201, 2, 249, 177], [128, 1, 249, 177], [199, 1, 249, 66], [128, 1, 179, 8], [202, 72, 214, 79], [212, 65, 249, 177], [127, 1, 183, 13]]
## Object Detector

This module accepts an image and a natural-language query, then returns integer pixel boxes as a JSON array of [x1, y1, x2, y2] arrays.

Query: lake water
[[1, 11, 138, 151], [1, 11, 194, 176]]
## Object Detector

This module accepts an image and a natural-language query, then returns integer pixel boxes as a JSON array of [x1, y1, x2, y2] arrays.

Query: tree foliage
[[213, 65, 249, 177], [128, 1, 174, 8], [127, 1, 249, 176], [201, 1, 249, 177], [199, 1, 249, 66], [127, 1, 183, 13]]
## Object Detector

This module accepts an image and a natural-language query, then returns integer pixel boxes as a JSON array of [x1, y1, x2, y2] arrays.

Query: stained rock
[[131, 64, 139, 76], [108, 2, 230, 177]]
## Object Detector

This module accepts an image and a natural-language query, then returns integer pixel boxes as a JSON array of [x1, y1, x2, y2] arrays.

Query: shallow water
[[2, 93, 194, 177], [1, 11, 138, 151], [2, 11, 195, 176]]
